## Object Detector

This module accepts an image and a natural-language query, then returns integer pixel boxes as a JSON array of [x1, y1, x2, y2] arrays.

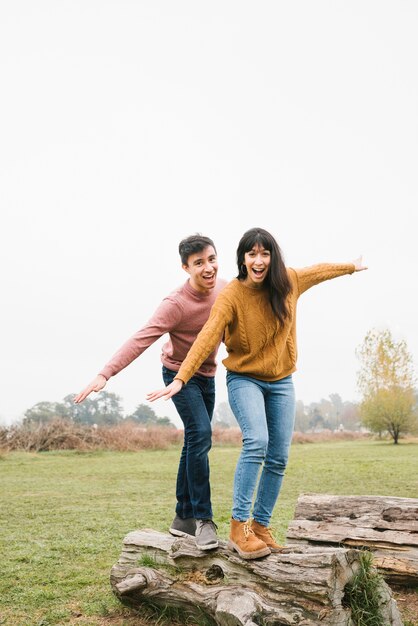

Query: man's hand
[[146, 379, 183, 402], [74, 375, 107, 403]]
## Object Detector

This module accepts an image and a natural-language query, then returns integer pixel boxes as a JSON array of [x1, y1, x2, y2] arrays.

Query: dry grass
[[212, 426, 242, 445], [0, 420, 182, 452], [0, 420, 377, 453], [292, 429, 369, 444], [98, 422, 183, 450], [0, 420, 98, 452]]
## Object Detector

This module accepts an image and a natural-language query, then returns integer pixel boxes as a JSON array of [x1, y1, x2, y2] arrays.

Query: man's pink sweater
[[99, 279, 227, 381]]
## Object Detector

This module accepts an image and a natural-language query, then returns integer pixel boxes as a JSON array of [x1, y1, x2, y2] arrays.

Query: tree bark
[[110, 529, 402, 626], [287, 494, 418, 587]]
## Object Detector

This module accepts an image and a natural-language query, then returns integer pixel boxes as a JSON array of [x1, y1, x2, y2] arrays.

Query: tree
[[126, 403, 174, 427], [356, 329, 418, 443], [294, 400, 309, 432], [308, 404, 329, 431], [62, 392, 124, 425], [213, 402, 237, 428], [294, 395, 360, 432], [339, 402, 361, 431], [127, 403, 159, 425], [24, 401, 70, 425], [154, 416, 175, 428], [95, 392, 124, 425], [62, 394, 99, 425]]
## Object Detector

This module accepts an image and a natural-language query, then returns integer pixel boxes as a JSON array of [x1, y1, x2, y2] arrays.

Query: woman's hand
[[353, 256, 368, 272], [146, 379, 184, 402], [74, 374, 107, 403]]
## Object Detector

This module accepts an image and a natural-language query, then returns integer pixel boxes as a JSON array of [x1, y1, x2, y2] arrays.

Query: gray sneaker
[[169, 515, 196, 537], [195, 519, 219, 550]]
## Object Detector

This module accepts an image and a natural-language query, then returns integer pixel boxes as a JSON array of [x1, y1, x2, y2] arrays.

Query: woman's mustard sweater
[[175, 263, 355, 384]]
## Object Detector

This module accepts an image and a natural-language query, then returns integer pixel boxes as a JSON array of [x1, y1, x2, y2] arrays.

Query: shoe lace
[[243, 522, 255, 539], [263, 526, 283, 548], [252, 520, 279, 542], [198, 519, 218, 532], [266, 526, 278, 541]]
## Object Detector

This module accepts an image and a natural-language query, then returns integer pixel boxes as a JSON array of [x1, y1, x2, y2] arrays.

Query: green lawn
[[0, 440, 417, 625]]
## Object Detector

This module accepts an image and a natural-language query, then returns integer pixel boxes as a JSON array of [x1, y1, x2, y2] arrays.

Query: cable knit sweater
[[175, 263, 355, 384]]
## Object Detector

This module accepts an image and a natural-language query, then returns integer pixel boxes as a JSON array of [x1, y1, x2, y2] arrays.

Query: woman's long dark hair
[[236, 227, 292, 327]]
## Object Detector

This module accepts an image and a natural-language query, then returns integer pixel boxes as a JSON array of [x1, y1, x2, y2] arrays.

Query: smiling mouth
[[252, 268, 265, 277]]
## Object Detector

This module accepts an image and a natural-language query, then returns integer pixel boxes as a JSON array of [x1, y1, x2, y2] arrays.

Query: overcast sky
[[1, 1, 417, 427]]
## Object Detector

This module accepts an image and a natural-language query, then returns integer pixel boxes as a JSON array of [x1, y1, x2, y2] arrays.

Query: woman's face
[[243, 244, 271, 288]]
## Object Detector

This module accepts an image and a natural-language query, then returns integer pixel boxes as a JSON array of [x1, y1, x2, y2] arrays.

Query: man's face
[[183, 245, 218, 293]]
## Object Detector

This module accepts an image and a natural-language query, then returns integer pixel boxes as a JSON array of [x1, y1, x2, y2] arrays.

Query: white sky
[[1, 1, 417, 427]]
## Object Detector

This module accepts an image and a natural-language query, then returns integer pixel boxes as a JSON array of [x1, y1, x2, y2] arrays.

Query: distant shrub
[[212, 427, 242, 446], [0, 420, 183, 453], [98, 423, 182, 451], [0, 420, 97, 452], [292, 430, 370, 444], [0, 421, 375, 453]]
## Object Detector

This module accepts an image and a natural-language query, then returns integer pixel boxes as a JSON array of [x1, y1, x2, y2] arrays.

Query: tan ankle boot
[[228, 518, 271, 559], [250, 519, 285, 552]]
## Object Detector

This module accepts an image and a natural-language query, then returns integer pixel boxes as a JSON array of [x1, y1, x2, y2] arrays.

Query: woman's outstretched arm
[[146, 379, 184, 402], [294, 256, 367, 295], [353, 255, 367, 271], [147, 288, 235, 402]]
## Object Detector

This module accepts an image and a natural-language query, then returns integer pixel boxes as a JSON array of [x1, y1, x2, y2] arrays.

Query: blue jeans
[[162, 366, 215, 520], [227, 372, 295, 526]]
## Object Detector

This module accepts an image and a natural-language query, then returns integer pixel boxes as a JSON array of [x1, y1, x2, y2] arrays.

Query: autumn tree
[[356, 329, 417, 443]]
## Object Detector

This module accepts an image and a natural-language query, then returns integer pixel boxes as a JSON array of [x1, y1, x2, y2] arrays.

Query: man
[[74, 234, 226, 550]]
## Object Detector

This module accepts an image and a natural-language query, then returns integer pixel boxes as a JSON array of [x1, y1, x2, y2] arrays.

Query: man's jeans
[[227, 372, 295, 526], [162, 366, 214, 520]]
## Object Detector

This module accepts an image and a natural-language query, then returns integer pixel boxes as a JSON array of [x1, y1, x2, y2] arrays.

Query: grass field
[[1, 439, 417, 625]]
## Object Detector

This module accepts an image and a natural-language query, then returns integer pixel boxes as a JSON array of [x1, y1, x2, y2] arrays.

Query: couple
[[75, 228, 366, 560]]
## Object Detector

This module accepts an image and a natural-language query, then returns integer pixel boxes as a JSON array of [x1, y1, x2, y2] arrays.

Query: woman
[[147, 227, 367, 559]]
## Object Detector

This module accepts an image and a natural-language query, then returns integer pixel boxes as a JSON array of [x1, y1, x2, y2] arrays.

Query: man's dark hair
[[178, 234, 216, 265]]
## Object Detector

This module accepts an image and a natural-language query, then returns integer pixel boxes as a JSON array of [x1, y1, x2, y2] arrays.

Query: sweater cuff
[[98, 369, 110, 381]]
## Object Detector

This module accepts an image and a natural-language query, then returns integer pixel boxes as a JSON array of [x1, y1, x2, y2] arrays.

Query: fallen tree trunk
[[110, 529, 402, 626], [286, 494, 418, 587]]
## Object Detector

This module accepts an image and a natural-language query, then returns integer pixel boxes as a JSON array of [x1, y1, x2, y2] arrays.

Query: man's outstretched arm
[[74, 374, 107, 403]]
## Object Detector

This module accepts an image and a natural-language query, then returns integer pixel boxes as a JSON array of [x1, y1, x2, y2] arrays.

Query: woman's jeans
[[162, 366, 214, 521], [227, 372, 295, 526]]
